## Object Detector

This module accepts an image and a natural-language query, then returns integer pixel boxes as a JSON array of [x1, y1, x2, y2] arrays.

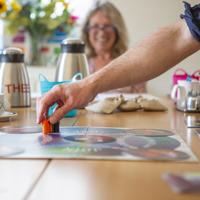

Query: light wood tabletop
[[0, 96, 200, 200]]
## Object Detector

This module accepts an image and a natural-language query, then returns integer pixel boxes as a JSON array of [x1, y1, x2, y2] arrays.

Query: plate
[[0, 112, 18, 122]]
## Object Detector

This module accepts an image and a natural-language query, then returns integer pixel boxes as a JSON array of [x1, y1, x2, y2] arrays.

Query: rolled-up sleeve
[[180, 1, 200, 43]]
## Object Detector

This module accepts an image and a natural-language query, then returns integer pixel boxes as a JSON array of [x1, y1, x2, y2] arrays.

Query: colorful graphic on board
[[0, 127, 197, 162]]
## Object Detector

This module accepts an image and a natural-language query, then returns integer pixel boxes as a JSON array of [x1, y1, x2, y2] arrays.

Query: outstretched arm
[[37, 19, 200, 124], [90, 19, 200, 92]]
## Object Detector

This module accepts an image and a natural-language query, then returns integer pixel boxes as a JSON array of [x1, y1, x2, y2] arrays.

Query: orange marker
[[42, 119, 50, 134]]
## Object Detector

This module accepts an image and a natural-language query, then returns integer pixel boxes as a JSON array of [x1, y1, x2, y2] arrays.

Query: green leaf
[[43, 2, 56, 18]]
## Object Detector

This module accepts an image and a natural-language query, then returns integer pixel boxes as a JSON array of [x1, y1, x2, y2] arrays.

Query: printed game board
[[0, 126, 198, 162]]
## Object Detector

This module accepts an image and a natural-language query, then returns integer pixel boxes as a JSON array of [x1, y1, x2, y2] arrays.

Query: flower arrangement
[[0, 0, 78, 65]]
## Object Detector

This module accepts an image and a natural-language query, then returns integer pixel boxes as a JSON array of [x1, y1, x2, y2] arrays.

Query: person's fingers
[[36, 86, 61, 124], [36, 96, 51, 124], [36, 80, 96, 124], [48, 102, 72, 124]]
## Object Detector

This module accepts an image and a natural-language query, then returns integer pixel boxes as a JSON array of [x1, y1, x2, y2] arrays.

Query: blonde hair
[[81, 1, 129, 58]]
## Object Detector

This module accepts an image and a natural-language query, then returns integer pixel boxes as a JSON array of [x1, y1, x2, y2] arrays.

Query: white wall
[[109, 0, 200, 95]]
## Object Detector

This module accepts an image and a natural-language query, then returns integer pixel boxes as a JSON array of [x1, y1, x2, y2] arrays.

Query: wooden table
[[0, 96, 200, 200]]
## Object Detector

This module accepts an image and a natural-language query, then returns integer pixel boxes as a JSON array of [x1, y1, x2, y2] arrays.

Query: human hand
[[36, 80, 97, 124]]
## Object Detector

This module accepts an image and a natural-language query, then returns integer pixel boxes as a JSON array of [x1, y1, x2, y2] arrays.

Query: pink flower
[[68, 14, 78, 25], [69, 14, 79, 20]]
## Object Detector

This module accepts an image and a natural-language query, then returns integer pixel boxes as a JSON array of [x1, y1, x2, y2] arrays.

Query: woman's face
[[88, 10, 116, 55]]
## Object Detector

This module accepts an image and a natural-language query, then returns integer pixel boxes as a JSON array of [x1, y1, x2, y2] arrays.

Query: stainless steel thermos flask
[[55, 38, 89, 81], [0, 47, 31, 107]]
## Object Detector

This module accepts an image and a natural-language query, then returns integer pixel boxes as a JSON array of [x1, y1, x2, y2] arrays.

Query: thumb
[[48, 104, 72, 124]]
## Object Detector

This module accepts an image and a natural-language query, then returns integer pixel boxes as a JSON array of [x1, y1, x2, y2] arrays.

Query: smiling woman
[[80, 1, 147, 93], [81, 2, 128, 60]]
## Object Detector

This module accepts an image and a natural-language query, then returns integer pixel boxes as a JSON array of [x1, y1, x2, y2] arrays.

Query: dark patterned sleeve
[[180, 1, 200, 43]]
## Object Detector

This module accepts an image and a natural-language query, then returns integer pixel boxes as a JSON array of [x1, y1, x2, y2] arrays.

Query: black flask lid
[[1, 47, 24, 63], [61, 39, 85, 53]]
